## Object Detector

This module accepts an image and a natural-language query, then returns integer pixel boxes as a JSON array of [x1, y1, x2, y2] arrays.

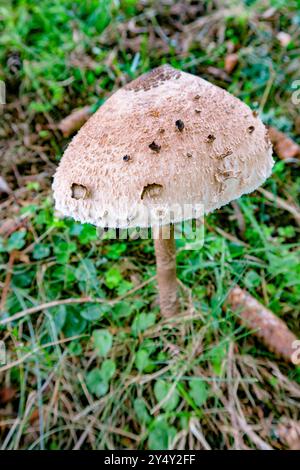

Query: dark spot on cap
[[159, 128, 165, 134], [187, 152, 193, 158], [195, 109, 201, 114], [175, 119, 184, 131], [123, 154, 131, 162], [248, 126, 255, 134], [194, 95, 200, 100], [206, 134, 216, 143], [149, 141, 161, 153], [71, 183, 88, 200], [252, 110, 259, 117], [141, 183, 163, 200]]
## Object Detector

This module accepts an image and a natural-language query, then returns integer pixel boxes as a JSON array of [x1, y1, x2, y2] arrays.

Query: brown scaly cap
[[52, 64, 274, 228]]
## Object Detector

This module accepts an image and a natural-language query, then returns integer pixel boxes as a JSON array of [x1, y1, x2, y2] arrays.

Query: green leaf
[[117, 280, 133, 296], [211, 344, 227, 376], [6, 231, 26, 251], [77, 224, 98, 244], [68, 341, 82, 356], [20, 204, 38, 217], [80, 304, 103, 321], [154, 380, 179, 412], [278, 225, 296, 239], [121, 0, 138, 16], [32, 243, 51, 260], [135, 349, 150, 372], [105, 267, 123, 289], [12, 267, 35, 288], [29, 101, 52, 113], [85, 0, 111, 34], [189, 379, 209, 407], [133, 398, 151, 425], [64, 308, 87, 336], [244, 270, 261, 289], [148, 418, 176, 450], [54, 239, 76, 263], [93, 329, 113, 357], [26, 181, 40, 191], [86, 368, 108, 397], [86, 359, 115, 398], [131, 313, 156, 337], [0, 237, 5, 253], [52, 305, 67, 333], [106, 242, 127, 260], [75, 259, 97, 282], [75, 258, 100, 293], [52, 265, 76, 284], [112, 301, 134, 319], [100, 359, 116, 381], [69, 222, 84, 236]]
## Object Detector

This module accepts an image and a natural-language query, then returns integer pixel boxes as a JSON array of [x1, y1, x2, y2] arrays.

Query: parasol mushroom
[[52, 64, 274, 318]]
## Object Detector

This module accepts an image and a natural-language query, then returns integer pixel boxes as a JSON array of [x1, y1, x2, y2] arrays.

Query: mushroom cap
[[53, 64, 274, 228]]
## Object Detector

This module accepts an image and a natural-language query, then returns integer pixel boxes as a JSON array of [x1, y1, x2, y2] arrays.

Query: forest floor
[[0, 0, 300, 450]]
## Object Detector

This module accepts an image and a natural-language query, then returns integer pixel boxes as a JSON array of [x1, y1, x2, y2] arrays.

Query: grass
[[0, 0, 300, 450]]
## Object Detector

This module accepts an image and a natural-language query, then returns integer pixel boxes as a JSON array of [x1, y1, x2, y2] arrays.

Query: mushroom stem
[[154, 224, 179, 317]]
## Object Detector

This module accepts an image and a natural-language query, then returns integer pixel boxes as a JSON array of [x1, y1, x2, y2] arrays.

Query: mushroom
[[52, 64, 274, 318]]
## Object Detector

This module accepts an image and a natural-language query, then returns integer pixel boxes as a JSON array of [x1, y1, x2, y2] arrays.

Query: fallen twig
[[224, 53, 239, 74], [268, 126, 300, 160], [0, 250, 17, 311], [258, 187, 300, 226], [0, 335, 86, 373], [0, 176, 12, 194], [227, 285, 298, 363], [58, 106, 92, 137], [0, 216, 29, 237], [0, 276, 156, 326]]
